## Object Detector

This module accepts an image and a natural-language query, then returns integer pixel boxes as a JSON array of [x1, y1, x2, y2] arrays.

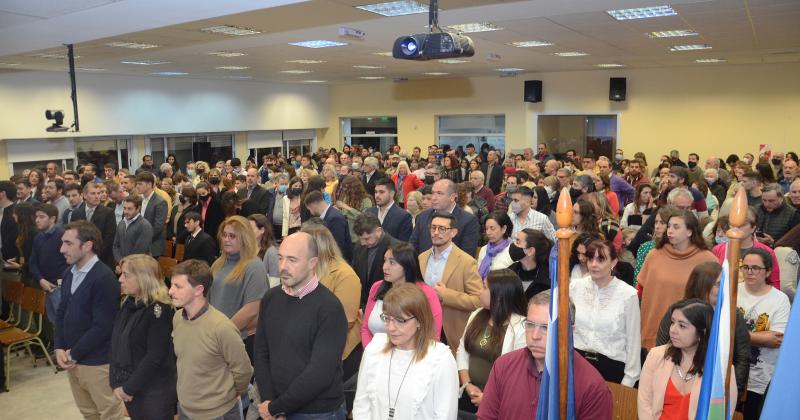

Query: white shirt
[[738, 284, 790, 394], [570, 275, 641, 387], [367, 300, 387, 337], [509, 208, 556, 242], [141, 191, 154, 216], [424, 243, 453, 287], [476, 244, 514, 273], [70, 255, 100, 294], [124, 213, 140, 229], [319, 204, 330, 220], [377, 201, 394, 225]]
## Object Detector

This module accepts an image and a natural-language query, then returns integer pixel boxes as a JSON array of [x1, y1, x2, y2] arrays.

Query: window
[[11, 159, 74, 176], [75, 138, 129, 171], [342, 117, 397, 152], [437, 115, 505, 155], [148, 134, 234, 170], [536, 115, 618, 159], [283, 129, 316, 158]]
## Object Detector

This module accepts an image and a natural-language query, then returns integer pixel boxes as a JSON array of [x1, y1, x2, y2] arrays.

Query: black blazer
[[237, 186, 271, 215], [365, 204, 412, 242], [323, 206, 353, 262], [481, 163, 504, 195], [61, 202, 85, 225], [184, 231, 218, 267], [352, 233, 401, 307], [200, 197, 225, 240], [408, 206, 480, 256], [72, 204, 117, 268], [1, 203, 19, 261], [362, 170, 387, 197]]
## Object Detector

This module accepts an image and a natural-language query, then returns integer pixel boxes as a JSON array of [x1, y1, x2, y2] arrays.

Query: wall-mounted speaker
[[610, 77, 626, 101], [524, 80, 542, 103]]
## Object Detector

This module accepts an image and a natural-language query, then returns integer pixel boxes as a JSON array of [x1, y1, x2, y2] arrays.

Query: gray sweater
[[210, 253, 269, 336]]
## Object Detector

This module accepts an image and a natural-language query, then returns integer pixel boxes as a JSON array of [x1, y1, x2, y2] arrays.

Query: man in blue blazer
[[55, 221, 124, 419], [304, 190, 353, 262], [365, 177, 412, 242], [409, 179, 480, 256], [135, 172, 168, 257]]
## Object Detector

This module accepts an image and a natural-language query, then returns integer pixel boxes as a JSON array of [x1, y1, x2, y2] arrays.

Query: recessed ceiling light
[[356, 1, 428, 16], [30, 53, 80, 60], [438, 59, 469, 64], [360, 76, 385, 80], [596, 63, 626, 68], [607, 5, 677, 20], [647, 30, 698, 38], [670, 44, 712, 51], [207, 51, 248, 57], [0, 62, 20, 66], [353, 65, 385, 69], [508, 41, 553, 48], [286, 59, 326, 64], [216, 66, 250, 70], [444, 22, 502, 33], [151, 72, 188, 76], [694, 58, 726, 63], [423, 72, 449, 75], [303, 80, 327, 83], [289, 40, 347, 49], [280, 70, 313, 74], [372, 52, 393, 57], [200, 25, 261, 36], [225, 75, 253, 80], [495, 67, 525, 72], [76, 67, 106, 71], [121, 60, 170, 65], [106, 41, 160, 49], [555, 52, 589, 57]]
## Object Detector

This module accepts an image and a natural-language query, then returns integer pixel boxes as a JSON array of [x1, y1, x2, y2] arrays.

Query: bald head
[[278, 232, 319, 291], [246, 168, 259, 187], [431, 179, 457, 211]]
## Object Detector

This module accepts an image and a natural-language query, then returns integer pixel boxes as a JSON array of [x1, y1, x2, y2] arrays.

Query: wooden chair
[[0, 281, 25, 330], [174, 243, 185, 262], [158, 256, 178, 280], [164, 239, 175, 258], [0, 287, 57, 391], [607, 381, 638, 420]]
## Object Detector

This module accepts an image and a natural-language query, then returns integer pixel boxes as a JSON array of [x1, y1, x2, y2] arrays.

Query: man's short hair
[[364, 156, 379, 169], [48, 178, 66, 192], [303, 190, 325, 206], [64, 220, 102, 254], [669, 166, 689, 183], [15, 178, 31, 188], [431, 211, 456, 228], [34, 203, 59, 219], [231, 158, 242, 167], [667, 187, 694, 204], [513, 186, 534, 198], [374, 177, 396, 193], [64, 183, 82, 195], [142, 155, 152, 162], [235, 174, 247, 182], [82, 181, 101, 194], [184, 211, 201, 222], [470, 170, 485, 181], [0, 181, 17, 200], [353, 213, 382, 236], [123, 195, 142, 209], [171, 259, 214, 297], [529, 289, 575, 319], [420, 185, 433, 195], [135, 172, 155, 185], [159, 163, 172, 173], [762, 183, 783, 196], [742, 171, 762, 182], [105, 180, 121, 194]]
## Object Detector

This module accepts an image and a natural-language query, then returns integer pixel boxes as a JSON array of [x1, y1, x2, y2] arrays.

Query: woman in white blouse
[[570, 239, 641, 387], [354, 283, 458, 420]]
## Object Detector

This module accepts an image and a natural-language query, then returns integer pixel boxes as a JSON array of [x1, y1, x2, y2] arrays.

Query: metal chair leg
[[33, 338, 56, 373]]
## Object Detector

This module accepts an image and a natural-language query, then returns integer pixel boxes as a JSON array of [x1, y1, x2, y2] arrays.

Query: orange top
[[660, 378, 692, 420]]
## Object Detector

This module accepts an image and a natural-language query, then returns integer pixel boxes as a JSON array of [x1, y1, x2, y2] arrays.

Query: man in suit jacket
[[112, 195, 152, 262], [61, 184, 85, 225], [365, 177, 412, 242], [481, 150, 504, 195], [304, 190, 353, 262], [237, 168, 272, 215], [351, 213, 401, 307], [182, 211, 218, 266], [409, 179, 480, 255], [55, 221, 125, 419], [135, 172, 168, 257], [418, 212, 482, 353], [71, 182, 117, 268], [361, 156, 386, 197]]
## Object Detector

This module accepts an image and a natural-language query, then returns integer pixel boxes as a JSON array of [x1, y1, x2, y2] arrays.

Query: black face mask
[[772, 158, 782, 165], [509, 243, 527, 262], [196, 168, 205, 174], [688, 161, 697, 169], [209, 177, 221, 185], [198, 194, 210, 202], [291, 188, 303, 196], [424, 176, 434, 185]]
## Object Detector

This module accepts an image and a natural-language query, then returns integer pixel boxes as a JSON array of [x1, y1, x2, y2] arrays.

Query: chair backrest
[[174, 243, 185, 261], [164, 239, 175, 258], [607, 381, 638, 420], [158, 256, 178, 279], [21, 287, 46, 315], [5, 281, 24, 305], [774, 246, 799, 303]]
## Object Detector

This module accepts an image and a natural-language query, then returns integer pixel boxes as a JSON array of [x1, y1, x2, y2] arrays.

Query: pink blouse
[[361, 280, 443, 348]]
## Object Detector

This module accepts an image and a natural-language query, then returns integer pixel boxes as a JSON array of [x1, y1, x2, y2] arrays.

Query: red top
[[659, 378, 691, 420]]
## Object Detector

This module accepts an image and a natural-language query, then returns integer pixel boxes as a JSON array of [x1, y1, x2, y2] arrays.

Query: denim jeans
[[286, 402, 346, 420], [45, 285, 61, 324]]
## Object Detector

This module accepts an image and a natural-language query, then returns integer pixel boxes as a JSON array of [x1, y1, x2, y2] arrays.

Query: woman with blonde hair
[[110, 254, 177, 419], [391, 161, 424, 209], [210, 215, 269, 360], [299, 167, 317, 186], [353, 283, 458, 419], [192, 160, 211, 186], [322, 164, 339, 198], [405, 190, 424, 227]]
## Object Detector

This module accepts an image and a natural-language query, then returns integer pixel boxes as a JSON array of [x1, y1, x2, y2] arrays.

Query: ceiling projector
[[392, 32, 475, 60]]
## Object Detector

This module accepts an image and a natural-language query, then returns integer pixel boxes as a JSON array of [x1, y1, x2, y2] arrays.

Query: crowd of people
[[1, 142, 799, 420]]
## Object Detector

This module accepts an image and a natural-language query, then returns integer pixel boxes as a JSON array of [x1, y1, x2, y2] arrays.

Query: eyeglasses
[[380, 313, 416, 325], [741, 265, 766, 274], [430, 225, 454, 233], [524, 320, 549, 333]]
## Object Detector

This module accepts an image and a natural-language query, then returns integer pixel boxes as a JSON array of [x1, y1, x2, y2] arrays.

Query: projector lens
[[401, 38, 418, 56]]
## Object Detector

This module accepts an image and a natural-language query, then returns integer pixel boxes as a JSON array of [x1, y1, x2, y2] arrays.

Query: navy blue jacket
[[54, 258, 120, 365], [365, 204, 412, 242], [408, 206, 480, 256], [323, 206, 353, 262], [29, 225, 68, 285]]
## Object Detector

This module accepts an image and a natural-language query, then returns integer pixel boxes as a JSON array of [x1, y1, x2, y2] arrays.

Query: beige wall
[[322, 62, 800, 165]]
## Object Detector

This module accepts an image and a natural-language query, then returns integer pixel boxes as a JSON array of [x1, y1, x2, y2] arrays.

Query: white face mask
[[510, 201, 522, 214]]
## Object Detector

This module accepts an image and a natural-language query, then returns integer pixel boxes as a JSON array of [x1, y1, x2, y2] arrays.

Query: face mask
[[392, 162, 399, 168], [505, 185, 518, 194], [510, 201, 522, 214], [198, 194, 210, 202], [743, 157, 753, 165], [508, 243, 527, 262], [291, 188, 303, 196], [424, 176, 434, 185], [688, 161, 697, 169], [209, 177, 221, 185], [615, 154, 623, 161], [196, 168, 205, 175], [267, 172, 275, 180], [772, 158, 782, 165], [187, 169, 195, 177], [715, 236, 728, 244], [278, 184, 288, 194], [706, 177, 716, 185]]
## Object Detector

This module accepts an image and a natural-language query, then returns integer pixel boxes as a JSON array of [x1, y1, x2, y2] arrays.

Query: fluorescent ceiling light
[[360, 76, 385, 80], [445, 22, 502, 33], [106, 41, 160, 49], [353, 65, 385, 69], [225, 75, 253, 80], [694, 58, 726, 63], [495, 67, 525, 72], [303, 80, 327, 83], [121, 60, 170, 65], [670, 44, 712, 51], [596, 63, 625, 68], [647, 30, 698, 38], [607, 5, 677, 20], [423, 72, 449, 75], [280, 70, 313, 74], [151, 72, 188, 76], [508, 41, 553, 48], [356, 1, 428, 16], [30, 53, 81, 59], [286, 59, 326, 64], [207, 51, 248, 57], [372, 52, 393, 57], [289, 40, 347, 48], [201, 25, 260, 36], [76, 67, 106, 71], [555, 51, 589, 57], [0, 62, 20, 66], [438, 59, 469, 64], [216, 66, 250, 70]]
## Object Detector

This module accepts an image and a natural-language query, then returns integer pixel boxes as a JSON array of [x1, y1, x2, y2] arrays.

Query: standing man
[[169, 259, 253, 420], [136, 155, 156, 175], [624, 159, 650, 188], [112, 195, 153, 262], [507, 187, 556, 241], [182, 212, 217, 266], [15, 178, 38, 204], [361, 157, 385, 197], [304, 191, 353, 262], [269, 173, 288, 240], [468, 170, 496, 213], [464, 144, 479, 162], [45, 161, 59, 182], [366, 178, 412, 242], [756, 183, 800, 247], [255, 232, 348, 419], [481, 151, 504, 195], [62, 184, 85, 225], [779, 158, 798, 193], [45, 178, 70, 224], [55, 221, 125, 420], [686, 153, 703, 184], [29, 203, 68, 347], [597, 157, 635, 209], [409, 179, 480, 254], [237, 168, 271, 215], [351, 213, 400, 306], [536, 143, 555, 163], [135, 172, 168, 257], [105, 181, 128, 225], [72, 182, 117, 268], [665, 167, 708, 218]]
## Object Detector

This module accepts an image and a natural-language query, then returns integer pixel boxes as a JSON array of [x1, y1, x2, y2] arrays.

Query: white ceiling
[[0, 0, 798, 84]]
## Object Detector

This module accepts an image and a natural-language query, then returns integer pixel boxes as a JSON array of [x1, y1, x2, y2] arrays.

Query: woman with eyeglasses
[[353, 283, 458, 420], [456, 269, 527, 414], [737, 247, 790, 419], [477, 211, 514, 281]]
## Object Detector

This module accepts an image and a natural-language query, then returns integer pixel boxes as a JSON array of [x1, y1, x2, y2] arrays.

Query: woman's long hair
[[683, 261, 722, 302], [247, 214, 276, 259], [376, 242, 424, 301], [300, 221, 343, 279], [656, 210, 707, 250], [382, 283, 436, 362], [119, 254, 172, 306], [463, 269, 527, 361], [211, 216, 259, 283], [664, 298, 713, 376], [339, 175, 371, 209], [574, 199, 601, 236], [14, 202, 36, 251], [633, 184, 655, 214]]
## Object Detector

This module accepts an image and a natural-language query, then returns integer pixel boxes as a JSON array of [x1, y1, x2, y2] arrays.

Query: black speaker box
[[610, 77, 626, 101], [524, 80, 542, 103]]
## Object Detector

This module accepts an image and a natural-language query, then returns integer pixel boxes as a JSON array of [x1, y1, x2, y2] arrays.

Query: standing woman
[[353, 283, 458, 420], [508, 228, 553, 299], [28, 169, 45, 201], [443, 155, 462, 183], [621, 183, 655, 230], [210, 216, 269, 360], [404, 191, 424, 227], [6, 203, 37, 286], [572, 200, 602, 238], [456, 269, 527, 413], [334, 176, 374, 243], [166, 154, 180, 175], [637, 210, 716, 349], [571, 240, 640, 386], [196, 182, 224, 239], [477, 211, 514, 281], [168, 185, 198, 244], [281, 176, 304, 237], [634, 206, 680, 281], [593, 173, 620, 215], [391, 161, 424, 209], [322, 164, 339, 198], [110, 255, 177, 420], [247, 214, 279, 288], [361, 242, 442, 347]]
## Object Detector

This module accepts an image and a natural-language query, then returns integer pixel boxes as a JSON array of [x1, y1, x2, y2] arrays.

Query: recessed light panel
[[607, 6, 677, 20], [225, 75, 253, 80], [0, 62, 20, 66], [151, 72, 188, 76], [280, 70, 313, 74], [216, 66, 250, 70], [207, 51, 248, 57], [353, 65, 385, 69], [555, 52, 589, 57], [303, 80, 327, 83], [508, 41, 553, 48], [596, 63, 625, 68], [289, 40, 347, 49], [76, 67, 106, 71], [438, 59, 469, 64], [495, 67, 525, 72], [694, 58, 726, 63], [121, 60, 170, 65], [647, 30, 698, 38], [360, 76, 385, 80], [670, 44, 712, 51], [445, 22, 502, 33], [286, 59, 326, 64], [201, 25, 261, 36], [356, 1, 428, 16], [106, 41, 160, 49], [423, 72, 449, 75]]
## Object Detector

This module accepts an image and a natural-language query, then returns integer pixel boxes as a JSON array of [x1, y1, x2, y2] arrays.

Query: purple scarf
[[479, 238, 511, 280]]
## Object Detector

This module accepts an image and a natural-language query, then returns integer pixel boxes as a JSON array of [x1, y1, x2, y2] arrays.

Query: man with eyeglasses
[[477, 290, 612, 420], [418, 212, 482, 353], [409, 179, 479, 255]]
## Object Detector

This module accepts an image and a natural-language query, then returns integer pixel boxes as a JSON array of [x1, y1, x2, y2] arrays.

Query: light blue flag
[[759, 283, 800, 418]]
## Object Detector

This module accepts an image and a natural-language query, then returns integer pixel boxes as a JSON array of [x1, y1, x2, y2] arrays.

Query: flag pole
[[724, 187, 747, 414], [555, 187, 574, 420]]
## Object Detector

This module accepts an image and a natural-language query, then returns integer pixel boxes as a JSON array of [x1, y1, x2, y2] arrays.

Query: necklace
[[674, 365, 695, 382], [479, 327, 491, 347], [388, 349, 414, 419]]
